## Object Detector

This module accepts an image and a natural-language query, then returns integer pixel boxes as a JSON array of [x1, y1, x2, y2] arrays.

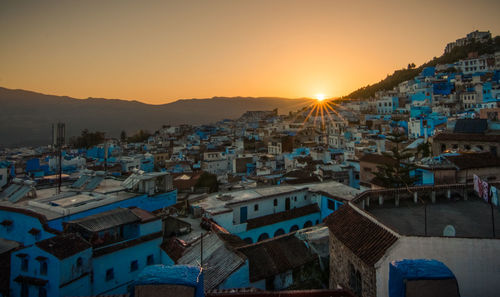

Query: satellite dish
[[443, 225, 456, 237]]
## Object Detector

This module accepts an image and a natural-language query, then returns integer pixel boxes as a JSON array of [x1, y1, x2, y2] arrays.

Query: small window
[[106, 268, 114, 281], [147, 254, 154, 265], [21, 258, 28, 272], [327, 199, 335, 210], [38, 287, 47, 297], [273, 199, 277, 206], [254, 204, 259, 211], [40, 261, 48, 275], [76, 257, 83, 268], [130, 260, 138, 272]]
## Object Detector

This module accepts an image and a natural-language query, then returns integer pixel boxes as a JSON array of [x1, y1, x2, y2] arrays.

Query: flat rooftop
[[192, 181, 360, 215], [366, 199, 500, 239], [0, 178, 136, 221]]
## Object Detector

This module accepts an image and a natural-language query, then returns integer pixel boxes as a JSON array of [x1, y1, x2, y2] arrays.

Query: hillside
[[0, 87, 313, 147], [345, 36, 500, 99]]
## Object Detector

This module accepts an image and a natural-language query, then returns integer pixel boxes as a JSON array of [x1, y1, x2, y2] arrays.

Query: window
[[349, 263, 362, 297], [38, 287, 47, 297], [21, 258, 29, 272], [106, 268, 114, 281], [327, 199, 335, 210], [76, 257, 83, 268], [254, 204, 259, 211], [147, 254, 154, 265], [40, 261, 48, 275], [273, 199, 277, 206], [21, 283, 28, 297], [130, 260, 138, 272]]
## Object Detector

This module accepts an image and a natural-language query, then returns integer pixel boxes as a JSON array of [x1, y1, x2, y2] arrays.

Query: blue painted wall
[[92, 237, 163, 295], [0, 210, 57, 245], [10, 243, 92, 297], [320, 196, 344, 220], [218, 261, 250, 289], [235, 212, 321, 243]]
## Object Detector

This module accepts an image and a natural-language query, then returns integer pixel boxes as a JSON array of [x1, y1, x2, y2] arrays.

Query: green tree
[[373, 132, 418, 188], [70, 129, 105, 148], [127, 129, 151, 143], [120, 130, 127, 142], [416, 141, 431, 158], [195, 172, 219, 193]]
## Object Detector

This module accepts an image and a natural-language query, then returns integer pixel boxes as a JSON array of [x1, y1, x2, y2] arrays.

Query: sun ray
[[324, 101, 348, 124], [312, 102, 320, 127], [302, 103, 318, 127], [320, 103, 325, 131]]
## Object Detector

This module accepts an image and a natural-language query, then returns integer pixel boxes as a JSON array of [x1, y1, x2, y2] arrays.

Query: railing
[[351, 181, 500, 205]]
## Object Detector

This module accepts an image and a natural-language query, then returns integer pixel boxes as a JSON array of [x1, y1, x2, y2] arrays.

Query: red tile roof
[[160, 237, 188, 262], [324, 204, 398, 266], [236, 233, 316, 282], [128, 207, 160, 223], [36, 233, 91, 260]]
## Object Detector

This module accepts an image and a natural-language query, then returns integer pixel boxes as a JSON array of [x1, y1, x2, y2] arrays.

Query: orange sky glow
[[1, 0, 499, 104]]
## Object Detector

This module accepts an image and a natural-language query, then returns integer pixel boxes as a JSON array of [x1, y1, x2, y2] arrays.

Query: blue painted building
[[191, 182, 359, 244], [9, 207, 171, 297]]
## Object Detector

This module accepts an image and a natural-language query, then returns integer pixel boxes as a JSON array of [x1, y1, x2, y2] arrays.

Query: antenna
[[52, 123, 65, 194]]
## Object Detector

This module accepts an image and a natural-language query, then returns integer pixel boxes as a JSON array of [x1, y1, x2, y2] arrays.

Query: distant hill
[[345, 36, 500, 99], [0, 87, 313, 147]]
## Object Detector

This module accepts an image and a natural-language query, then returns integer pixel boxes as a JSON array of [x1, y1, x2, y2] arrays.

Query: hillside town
[[1, 30, 500, 297]]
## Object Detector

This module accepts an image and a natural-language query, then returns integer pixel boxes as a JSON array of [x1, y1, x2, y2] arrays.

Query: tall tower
[[52, 123, 65, 194]]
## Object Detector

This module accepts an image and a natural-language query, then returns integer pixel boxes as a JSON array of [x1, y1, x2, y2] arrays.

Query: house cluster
[[1, 31, 500, 297]]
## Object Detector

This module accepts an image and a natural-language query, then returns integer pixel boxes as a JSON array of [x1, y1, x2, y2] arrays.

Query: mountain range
[[0, 87, 313, 147]]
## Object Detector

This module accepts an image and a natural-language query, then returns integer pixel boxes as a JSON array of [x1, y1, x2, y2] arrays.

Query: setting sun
[[315, 94, 326, 101]]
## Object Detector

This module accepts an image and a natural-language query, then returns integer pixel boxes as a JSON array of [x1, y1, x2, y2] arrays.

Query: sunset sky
[[1, 0, 499, 104]]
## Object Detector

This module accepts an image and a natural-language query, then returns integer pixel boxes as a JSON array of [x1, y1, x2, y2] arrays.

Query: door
[[285, 198, 290, 210], [240, 206, 248, 223]]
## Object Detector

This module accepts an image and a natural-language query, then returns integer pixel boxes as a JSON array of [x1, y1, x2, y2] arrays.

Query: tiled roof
[[128, 207, 159, 223], [433, 133, 500, 142], [246, 204, 320, 230], [236, 233, 316, 282], [445, 152, 500, 169], [160, 237, 188, 262], [36, 233, 91, 260], [324, 204, 398, 266]]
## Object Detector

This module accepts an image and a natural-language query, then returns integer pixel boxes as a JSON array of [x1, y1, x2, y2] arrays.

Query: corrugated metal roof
[[69, 208, 140, 232], [177, 232, 246, 290]]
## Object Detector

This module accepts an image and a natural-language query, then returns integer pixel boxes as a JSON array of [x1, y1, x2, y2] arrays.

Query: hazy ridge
[[0, 87, 313, 147]]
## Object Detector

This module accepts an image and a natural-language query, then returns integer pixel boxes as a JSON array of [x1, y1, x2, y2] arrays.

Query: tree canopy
[[372, 132, 418, 188], [70, 129, 105, 148]]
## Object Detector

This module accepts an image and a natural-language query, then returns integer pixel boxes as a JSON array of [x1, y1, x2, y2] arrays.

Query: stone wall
[[329, 231, 377, 297]]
